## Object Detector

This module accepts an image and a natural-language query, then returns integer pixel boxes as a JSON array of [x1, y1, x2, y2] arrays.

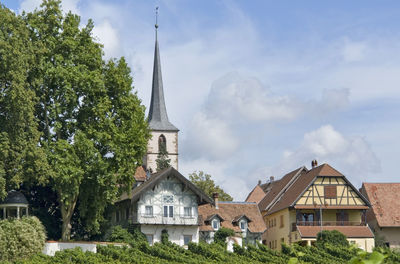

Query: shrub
[[0, 216, 46, 262], [161, 229, 169, 244], [214, 227, 235, 244], [316, 230, 349, 247], [107, 225, 134, 244]]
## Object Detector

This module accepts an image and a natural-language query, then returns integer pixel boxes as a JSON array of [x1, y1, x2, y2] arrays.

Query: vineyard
[[10, 229, 400, 264]]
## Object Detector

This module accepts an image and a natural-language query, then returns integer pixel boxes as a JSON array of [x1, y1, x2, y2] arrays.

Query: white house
[[113, 167, 213, 246]]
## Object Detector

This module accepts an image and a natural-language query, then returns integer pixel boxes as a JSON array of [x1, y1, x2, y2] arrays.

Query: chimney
[[213, 193, 219, 209], [258, 180, 262, 185], [270, 176, 274, 182], [311, 159, 318, 168]]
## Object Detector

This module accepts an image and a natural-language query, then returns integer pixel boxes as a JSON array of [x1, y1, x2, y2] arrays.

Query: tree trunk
[[60, 196, 78, 241]]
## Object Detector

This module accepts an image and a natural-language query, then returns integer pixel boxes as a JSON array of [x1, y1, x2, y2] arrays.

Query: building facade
[[114, 167, 213, 246], [198, 194, 266, 246], [360, 183, 400, 249], [249, 162, 375, 252]]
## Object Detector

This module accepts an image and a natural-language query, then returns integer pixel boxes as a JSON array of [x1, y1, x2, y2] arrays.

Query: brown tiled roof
[[198, 202, 266, 233], [245, 185, 265, 203], [297, 225, 374, 238], [258, 167, 305, 212], [117, 167, 213, 205], [361, 183, 400, 227], [264, 164, 369, 216], [134, 166, 147, 182]]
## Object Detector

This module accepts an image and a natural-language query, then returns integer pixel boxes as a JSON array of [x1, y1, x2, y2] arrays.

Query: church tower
[[144, 14, 179, 172]]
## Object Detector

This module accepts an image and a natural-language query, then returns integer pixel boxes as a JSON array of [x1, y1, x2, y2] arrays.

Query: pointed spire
[[148, 7, 178, 131]]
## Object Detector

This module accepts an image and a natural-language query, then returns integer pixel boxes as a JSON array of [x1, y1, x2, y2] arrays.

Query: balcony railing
[[133, 213, 198, 225], [292, 221, 366, 232]]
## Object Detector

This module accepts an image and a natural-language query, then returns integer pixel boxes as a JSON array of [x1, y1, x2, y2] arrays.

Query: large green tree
[[189, 171, 233, 201], [0, 4, 49, 200], [1, 1, 150, 240]]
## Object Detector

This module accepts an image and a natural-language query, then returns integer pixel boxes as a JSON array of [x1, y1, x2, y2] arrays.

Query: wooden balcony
[[132, 213, 199, 226], [292, 221, 366, 232]]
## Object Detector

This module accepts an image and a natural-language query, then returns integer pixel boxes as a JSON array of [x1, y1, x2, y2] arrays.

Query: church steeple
[[145, 7, 179, 173], [148, 8, 178, 132]]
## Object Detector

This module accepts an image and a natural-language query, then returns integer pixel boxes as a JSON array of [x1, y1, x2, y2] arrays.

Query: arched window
[[158, 134, 167, 152]]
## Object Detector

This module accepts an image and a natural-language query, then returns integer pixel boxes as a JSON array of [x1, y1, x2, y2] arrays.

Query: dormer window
[[240, 220, 247, 231], [212, 219, 220, 230]]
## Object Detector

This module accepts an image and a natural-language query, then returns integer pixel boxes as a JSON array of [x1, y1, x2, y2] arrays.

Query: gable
[[129, 167, 213, 205], [139, 176, 198, 206], [295, 176, 367, 207]]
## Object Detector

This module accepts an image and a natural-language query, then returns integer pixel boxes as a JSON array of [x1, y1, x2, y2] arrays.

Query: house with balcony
[[360, 183, 400, 249], [251, 161, 374, 251], [113, 167, 213, 246], [198, 193, 266, 246]]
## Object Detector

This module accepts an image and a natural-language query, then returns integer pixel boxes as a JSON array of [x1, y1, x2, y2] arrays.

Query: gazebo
[[0, 190, 29, 219]]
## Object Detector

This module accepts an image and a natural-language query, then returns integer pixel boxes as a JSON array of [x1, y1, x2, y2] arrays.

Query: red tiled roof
[[198, 202, 266, 233], [134, 166, 147, 182], [245, 185, 266, 203], [361, 183, 400, 227], [297, 225, 374, 238], [264, 164, 368, 216], [258, 167, 305, 211]]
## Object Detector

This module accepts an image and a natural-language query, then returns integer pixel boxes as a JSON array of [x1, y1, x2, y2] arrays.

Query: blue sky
[[2, 0, 400, 199]]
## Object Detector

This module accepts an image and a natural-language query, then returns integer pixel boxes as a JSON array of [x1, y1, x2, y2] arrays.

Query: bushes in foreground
[[0, 216, 46, 262]]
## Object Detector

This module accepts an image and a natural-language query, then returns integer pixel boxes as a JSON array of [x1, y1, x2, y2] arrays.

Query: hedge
[[0, 216, 46, 262]]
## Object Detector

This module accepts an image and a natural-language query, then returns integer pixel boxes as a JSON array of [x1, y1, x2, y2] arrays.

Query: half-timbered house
[[249, 162, 375, 251]]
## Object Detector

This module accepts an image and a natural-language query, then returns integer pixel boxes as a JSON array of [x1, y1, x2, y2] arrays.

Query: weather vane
[[155, 6, 159, 30]]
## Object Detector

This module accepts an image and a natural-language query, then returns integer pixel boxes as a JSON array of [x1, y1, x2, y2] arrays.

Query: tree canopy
[[0, 0, 150, 240], [189, 171, 233, 201]]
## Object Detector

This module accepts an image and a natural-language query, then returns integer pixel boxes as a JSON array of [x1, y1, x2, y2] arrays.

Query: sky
[[2, 0, 400, 200]]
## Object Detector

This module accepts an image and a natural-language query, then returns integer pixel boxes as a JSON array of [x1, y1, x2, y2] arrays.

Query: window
[[212, 219, 220, 230], [280, 215, 284, 228], [146, 234, 154, 245], [163, 205, 173, 217], [281, 238, 284, 244], [126, 207, 130, 220], [183, 235, 192, 245], [158, 134, 167, 152], [240, 220, 247, 231], [184, 207, 192, 217], [145, 206, 153, 216], [163, 195, 174, 203], [324, 186, 337, 199]]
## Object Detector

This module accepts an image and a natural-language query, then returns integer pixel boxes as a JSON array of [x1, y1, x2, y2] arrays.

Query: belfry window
[[158, 134, 167, 152]]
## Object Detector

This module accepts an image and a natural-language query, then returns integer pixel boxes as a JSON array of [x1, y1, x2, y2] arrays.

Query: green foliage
[[1, 0, 150, 240], [156, 143, 171, 172], [188, 171, 233, 201], [7, 235, 400, 264], [349, 250, 386, 264], [0, 1, 49, 201], [213, 227, 235, 244], [0, 216, 46, 262], [316, 229, 349, 247], [161, 229, 169, 244], [107, 225, 134, 244]]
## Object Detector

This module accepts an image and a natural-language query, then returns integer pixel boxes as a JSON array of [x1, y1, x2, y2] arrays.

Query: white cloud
[[183, 113, 239, 160], [204, 72, 301, 122], [19, 0, 80, 14], [92, 20, 120, 58], [342, 40, 367, 62], [275, 125, 380, 182]]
